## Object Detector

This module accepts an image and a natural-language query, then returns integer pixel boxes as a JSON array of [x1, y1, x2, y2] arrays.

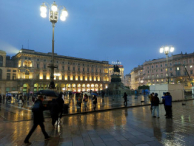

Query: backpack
[[152, 96, 159, 104], [32, 101, 41, 113]]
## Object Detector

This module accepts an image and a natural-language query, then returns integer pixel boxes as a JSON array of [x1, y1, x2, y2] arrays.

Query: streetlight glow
[[61, 8, 68, 17], [40, 13, 47, 18], [170, 47, 174, 52], [40, 3, 47, 13], [165, 46, 169, 52], [160, 47, 164, 53], [60, 16, 66, 21], [51, 2, 58, 12]]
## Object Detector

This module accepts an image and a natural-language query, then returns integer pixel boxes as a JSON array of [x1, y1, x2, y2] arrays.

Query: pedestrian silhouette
[[24, 95, 50, 144]]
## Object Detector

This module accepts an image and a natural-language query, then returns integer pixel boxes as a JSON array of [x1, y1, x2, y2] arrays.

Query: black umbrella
[[36, 90, 58, 97]]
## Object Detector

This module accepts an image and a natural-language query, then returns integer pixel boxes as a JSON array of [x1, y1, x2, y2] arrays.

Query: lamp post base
[[48, 64, 58, 89], [49, 81, 55, 89]]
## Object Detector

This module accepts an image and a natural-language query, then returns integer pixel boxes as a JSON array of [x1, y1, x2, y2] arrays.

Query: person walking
[[83, 94, 88, 110], [151, 93, 160, 118], [92, 95, 97, 110], [102, 91, 105, 98], [162, 92, 172, 119], [24, 95, 50, 144], [56, 92, 64, 119], [162, 92, 167, 116], [149, 92, 154, 113], [77, 94, 82, 107], [123, 92, 127, 106], [50, 98, 59, 126]]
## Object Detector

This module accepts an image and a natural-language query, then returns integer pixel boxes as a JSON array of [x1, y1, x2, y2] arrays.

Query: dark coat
[[123, 93, 127, 101], [151, 96, 159, 106], [56, 97, 64, 111], [50, 99, 60, 116], [33, 99, 45, 124], [92, 96, 97, 104]]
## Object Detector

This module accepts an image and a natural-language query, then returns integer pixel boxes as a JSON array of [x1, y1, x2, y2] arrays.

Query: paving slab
[[0, 100, 194, 145]]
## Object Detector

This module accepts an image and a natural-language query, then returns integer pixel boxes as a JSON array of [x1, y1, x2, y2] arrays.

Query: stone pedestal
[[106, 74, 130, 96]]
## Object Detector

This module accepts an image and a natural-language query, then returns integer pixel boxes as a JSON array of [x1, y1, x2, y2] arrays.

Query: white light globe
[[40, 12, 47, 18], [51, 5, 57, 12], [165, 46, 169, 52], [40, 6, 47, 13], [160, 47, 164, 53], [170, 47, 174, 52], [60, 16, 66, 21], [62, 10, 68, 17]]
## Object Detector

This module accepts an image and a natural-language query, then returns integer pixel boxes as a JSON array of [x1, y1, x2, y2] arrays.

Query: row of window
[[146, 60, 193, 69], [147, 70, 193, 78], [7, 69, 16, 72], [37, 75, 102, 81], [147, 66, 193, 74], [36, 64, 103, 72], [34, 58, 101, 67]]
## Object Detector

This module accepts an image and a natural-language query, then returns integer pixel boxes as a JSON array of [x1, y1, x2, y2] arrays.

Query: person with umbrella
[[92, 95, 97, 110]]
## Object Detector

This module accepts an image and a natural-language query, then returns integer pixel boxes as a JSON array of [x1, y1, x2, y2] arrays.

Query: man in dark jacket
[[162, 92, 172, 119], [123, 92, 127, 106], [50, 98, 60, 126], [151, 93, 160, 118], [56, 92, 64, 119], [24, 96, 50, 144]]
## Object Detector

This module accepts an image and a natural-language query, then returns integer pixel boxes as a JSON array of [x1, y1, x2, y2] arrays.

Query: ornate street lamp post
[[40, 1, 68, 89], [160, 46, 174, 84]]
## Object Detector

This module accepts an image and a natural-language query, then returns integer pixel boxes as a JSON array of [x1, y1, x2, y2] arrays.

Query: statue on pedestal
[[113, 65, 120, 73]]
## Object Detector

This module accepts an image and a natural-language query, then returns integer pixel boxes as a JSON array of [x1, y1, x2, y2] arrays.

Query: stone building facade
[[130, 52, 194, 90], [123, 73, 131, 88], [130, 65, 143, 90], [0, 49, 124, 94]]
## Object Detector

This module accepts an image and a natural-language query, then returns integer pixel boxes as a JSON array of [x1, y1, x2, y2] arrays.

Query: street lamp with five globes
[[160, 46, 174, 84], [40, 1, 68, 89]]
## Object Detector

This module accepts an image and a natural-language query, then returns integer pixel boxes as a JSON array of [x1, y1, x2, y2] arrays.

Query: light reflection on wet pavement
[[0, 95, 152, 122], [0, 99, 194, 145], [0, 95, 193, 122]]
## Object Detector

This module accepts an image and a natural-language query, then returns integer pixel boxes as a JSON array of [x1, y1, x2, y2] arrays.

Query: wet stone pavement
[[0, 100, 194, 145], [0, 95, 193, 122]]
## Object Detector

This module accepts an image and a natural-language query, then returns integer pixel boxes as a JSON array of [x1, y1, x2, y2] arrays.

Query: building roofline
[[12, 48, 109, 64]]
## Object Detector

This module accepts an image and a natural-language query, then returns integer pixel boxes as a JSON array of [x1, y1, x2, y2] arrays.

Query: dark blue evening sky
[[1, 0, 194, 75]]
